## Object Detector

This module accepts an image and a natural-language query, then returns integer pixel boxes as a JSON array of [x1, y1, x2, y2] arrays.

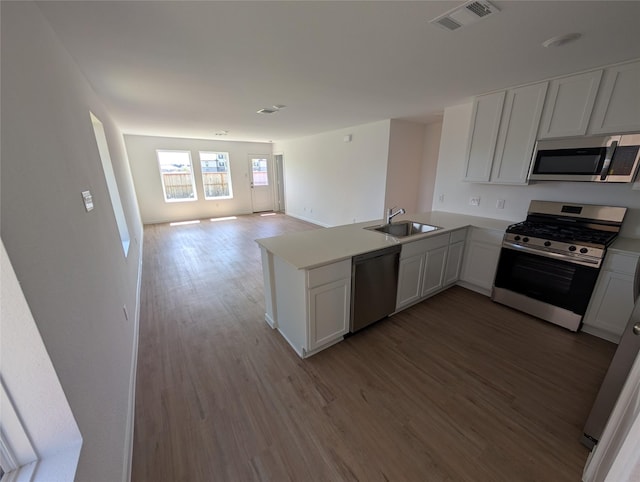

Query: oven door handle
[[501, 242, 601, 267]]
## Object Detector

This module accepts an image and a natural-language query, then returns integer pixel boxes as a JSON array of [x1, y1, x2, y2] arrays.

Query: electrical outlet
[[469, 197, 481, 207], [438, 194, 445, 203], [496, 199, 505, 209]]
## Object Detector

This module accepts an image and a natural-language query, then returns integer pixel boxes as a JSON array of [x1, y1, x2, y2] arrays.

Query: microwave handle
[[600, 140, 619, 180]]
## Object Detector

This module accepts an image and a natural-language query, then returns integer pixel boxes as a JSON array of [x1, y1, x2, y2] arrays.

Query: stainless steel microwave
[[528, 134, 640, 183]]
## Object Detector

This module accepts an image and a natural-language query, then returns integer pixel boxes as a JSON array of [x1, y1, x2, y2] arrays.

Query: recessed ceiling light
[[542, 33, 582, 48]]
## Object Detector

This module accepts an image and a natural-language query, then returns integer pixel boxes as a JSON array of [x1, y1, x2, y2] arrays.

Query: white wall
[[273, 120, 391, 227], [1, 239, 82, 481], [384, 119, 425, 214], [125, 135, 273, 224], [417, 121, 443, 213], [432, 102, 640, 238], [1, 3, 143, 481]]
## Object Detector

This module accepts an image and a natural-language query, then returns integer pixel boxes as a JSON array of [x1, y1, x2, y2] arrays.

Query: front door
[[249, 156, 274, 212]]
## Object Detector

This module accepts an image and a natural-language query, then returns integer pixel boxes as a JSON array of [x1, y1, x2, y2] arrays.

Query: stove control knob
[[514, 235, 521, 241], [580, 248, 588, 254], [544, 241, 551, 247], [522, 237, 529, 243], [569, 246, 577, 252]]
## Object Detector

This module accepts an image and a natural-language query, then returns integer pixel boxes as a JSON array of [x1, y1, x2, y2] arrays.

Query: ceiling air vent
[[430, 0, 500, 31]]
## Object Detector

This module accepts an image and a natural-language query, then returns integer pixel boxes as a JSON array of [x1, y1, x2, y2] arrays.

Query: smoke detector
[[542, 33, 582, 48], [257, 104, 286, 114], [430, 1, 500, 31]]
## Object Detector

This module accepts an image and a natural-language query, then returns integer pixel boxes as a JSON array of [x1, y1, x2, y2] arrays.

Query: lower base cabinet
[[444, 230, 467, 287], [397, 253, 425, 309], [582, 250, 640, 343], [422, 245, 448, 297], [308, 278, 350, 352], [459, 227, 503, 296], [270, 255, 351, 358], [396, 228, 468, 311]]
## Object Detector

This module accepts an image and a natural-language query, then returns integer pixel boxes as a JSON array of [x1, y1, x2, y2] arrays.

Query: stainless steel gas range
[[492, 200, 627, 331]]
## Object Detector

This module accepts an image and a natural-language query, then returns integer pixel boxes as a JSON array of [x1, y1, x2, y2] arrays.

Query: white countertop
[[610, 237, 640, 255], [256, 211, 514, 269]]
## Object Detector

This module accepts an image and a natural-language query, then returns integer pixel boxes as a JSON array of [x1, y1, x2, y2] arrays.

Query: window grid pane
[[200, 152, 233, 200], [157, 150, 197, 202], [252, 158, 269, 186]]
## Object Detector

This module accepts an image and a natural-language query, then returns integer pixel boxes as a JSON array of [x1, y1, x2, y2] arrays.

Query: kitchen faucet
[[386, 207, 406, 224]]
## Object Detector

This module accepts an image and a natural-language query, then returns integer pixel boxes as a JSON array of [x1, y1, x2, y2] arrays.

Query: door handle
[[599, 139, 619, 180], [633, 322, 640, 336]]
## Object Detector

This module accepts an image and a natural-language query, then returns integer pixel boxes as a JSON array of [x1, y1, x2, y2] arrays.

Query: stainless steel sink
[[365, 221, 442, 237]]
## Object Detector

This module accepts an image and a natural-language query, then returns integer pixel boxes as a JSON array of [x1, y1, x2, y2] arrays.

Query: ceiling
[[35, 1, 640, 143]]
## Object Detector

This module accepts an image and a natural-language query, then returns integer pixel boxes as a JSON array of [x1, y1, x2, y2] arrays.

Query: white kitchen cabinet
[[396, 253, 425, 309], [308, 278, 350, 352], [491, 82, 548, 184], [538, 70, 602, 139], [463, 91, 505, 182], [443, 229, 467, 286], [582, 250, 640, 343], [421, 245, 448, 297], [270, 256, 351, 357], [459, 227, 503, 296], [589, 60, 640, 135], [395, 232, 450, 310], [464, 82, 547, 185]]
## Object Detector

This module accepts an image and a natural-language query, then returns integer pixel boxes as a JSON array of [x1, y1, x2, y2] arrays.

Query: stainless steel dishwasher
[[350, 244, 401, 332]]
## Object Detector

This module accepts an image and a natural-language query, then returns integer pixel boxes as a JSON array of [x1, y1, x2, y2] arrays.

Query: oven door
[[493, 246, 600, 318]]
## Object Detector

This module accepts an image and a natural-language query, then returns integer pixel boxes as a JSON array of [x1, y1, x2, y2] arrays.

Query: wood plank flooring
[[132, 213, 616, 481]]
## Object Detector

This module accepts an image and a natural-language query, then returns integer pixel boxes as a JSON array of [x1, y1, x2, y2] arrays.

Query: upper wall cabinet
[[463, 91, 505, 182], [589, 60, 640, 135], [463, 82, 547, 184], [538, 70, 602, 139]]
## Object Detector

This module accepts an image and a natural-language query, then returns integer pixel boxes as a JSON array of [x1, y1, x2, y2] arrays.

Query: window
[[156, 150, 197, 202], [199, 151, 233, 199], [90, 113, 131, 256], [251, 157, 269, 186]]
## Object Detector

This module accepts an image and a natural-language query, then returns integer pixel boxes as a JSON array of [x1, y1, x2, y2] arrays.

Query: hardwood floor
[[132, 213, 616, 481]]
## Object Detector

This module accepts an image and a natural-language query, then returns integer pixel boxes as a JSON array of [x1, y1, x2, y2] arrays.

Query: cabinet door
[[589, 60, 640, 134], [463, 91, 505, 182], [421, 246, 448, 298], [582, 270, 635, 342], [538, 70, 602, 138], [491, 82, 548, 184], [460, 241, 502, 291], [444, 241, 464, 286], [396, 253, 424, 310], [308, 279, 350, 351]]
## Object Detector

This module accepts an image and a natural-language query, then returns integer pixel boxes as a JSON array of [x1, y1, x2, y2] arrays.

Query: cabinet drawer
[[401, 233, 450, 259], [449, 228, 467, 244], [307, 259, 351, 289], [602, 253, 640, 276]]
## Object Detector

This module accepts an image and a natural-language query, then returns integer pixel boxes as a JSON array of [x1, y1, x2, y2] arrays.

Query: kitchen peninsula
[[256, 211, 512, 358]]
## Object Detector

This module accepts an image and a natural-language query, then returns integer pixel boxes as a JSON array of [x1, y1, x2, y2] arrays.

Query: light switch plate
[[82, 190, 94, 212]]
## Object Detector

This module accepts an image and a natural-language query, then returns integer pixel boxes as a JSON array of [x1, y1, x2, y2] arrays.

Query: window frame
[[90, 112, 131, 256], [199, 151, 233, 200], [156, 149, 198, 203]]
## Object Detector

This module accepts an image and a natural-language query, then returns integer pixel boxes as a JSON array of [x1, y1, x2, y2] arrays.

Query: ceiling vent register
[[430, 0, 500, 31]]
